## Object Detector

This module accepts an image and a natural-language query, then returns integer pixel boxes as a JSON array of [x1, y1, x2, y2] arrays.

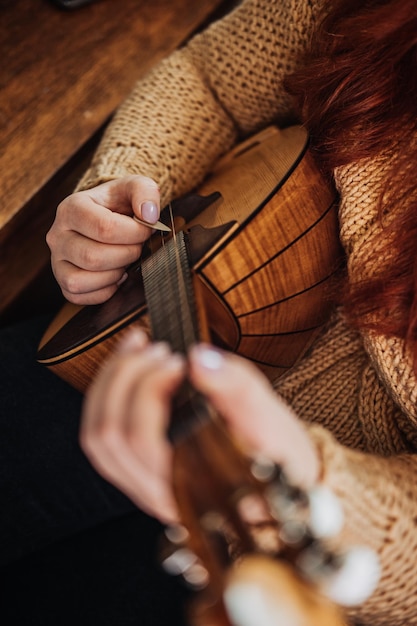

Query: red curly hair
[[287, 0, 417, 370]]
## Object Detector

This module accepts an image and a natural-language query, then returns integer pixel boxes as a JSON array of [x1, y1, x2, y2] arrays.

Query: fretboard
[[141, 231, 210, 442]]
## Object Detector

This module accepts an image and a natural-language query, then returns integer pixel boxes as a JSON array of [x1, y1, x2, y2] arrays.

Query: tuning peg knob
[[161, 546, 198, 577], [322, 546, 380, 606], [161, 545, 210, 589], [307, 485, 344, 539]]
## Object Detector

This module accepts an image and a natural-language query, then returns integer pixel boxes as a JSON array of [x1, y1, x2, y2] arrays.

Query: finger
[[81, 343, 174, 519], [56, 230, 142, 272], [51, 260, 127, 298], [89, 175, 161, 223], [60, 283, 119, 305], [114, 354, 186, 520], [86, 426, 179, 523], [124, 351, 185, 478], [116, 327, 150, 353], [188, 345, 319, 488], [83, 426, 179, 523], [52, 193, 153, 246], [81, 340, 185, 521], [82, 341, 172, 441], [189, 344, 281, 441]]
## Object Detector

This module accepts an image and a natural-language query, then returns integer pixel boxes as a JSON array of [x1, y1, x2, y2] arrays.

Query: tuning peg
[[182, 562, 211, 589], [250, 456, 278, 482], [279, 520, 309, 547], [161, 545, 198, 577], [161, 544, 210, 589], [307, 485, 344, 539], [322, 546, 381, 606], [164, 523, 190, 545], [295, 541, 341, 579], [295, 538, 380, 606], [159, 524, 210, 589], [250, 458, 310, 525]]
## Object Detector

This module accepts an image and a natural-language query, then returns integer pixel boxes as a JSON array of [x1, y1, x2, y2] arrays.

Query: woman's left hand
[[188, 342, 320, 491], [80, 329, 320, 523]]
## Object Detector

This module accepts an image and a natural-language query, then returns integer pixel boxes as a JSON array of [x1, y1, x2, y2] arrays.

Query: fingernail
[[163, 353, 185, 370], [141, 200, 159, 224], [118, 328, 148, 353], [191, 344, 224, 370], [117, 272, 128, 286], [146, 342, 171, 358]]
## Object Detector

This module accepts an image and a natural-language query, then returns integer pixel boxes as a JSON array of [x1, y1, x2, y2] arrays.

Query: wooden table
[[0, 0, 228, 323]]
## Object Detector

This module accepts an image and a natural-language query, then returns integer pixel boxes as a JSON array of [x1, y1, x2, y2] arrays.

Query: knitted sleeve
[[310, 425, 417, 626], [75, 0, 325, 205], [274, 309, 417, 625]]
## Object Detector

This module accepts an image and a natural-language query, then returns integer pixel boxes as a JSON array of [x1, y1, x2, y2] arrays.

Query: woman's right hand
[[80, 329, 320, 524], [46, 175, 161, 305]]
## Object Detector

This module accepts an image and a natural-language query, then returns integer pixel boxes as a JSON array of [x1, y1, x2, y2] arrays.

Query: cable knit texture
[[74, 1, 417, 623]]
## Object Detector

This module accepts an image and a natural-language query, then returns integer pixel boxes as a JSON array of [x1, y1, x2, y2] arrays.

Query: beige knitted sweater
[[75, 0, 417, 623]]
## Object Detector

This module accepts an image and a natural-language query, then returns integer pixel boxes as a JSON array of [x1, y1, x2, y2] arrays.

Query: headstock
[[160, 413, 379, 626]]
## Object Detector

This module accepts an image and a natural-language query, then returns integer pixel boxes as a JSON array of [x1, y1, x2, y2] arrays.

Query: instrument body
[[37, 124, 342, 392]]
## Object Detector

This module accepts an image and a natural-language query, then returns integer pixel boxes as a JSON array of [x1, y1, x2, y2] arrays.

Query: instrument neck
[[141, 231, 210, 443]]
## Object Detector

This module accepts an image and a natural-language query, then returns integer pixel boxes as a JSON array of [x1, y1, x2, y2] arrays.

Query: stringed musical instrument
[[37, 124, 343, 393], [37, 126, 360, 625]]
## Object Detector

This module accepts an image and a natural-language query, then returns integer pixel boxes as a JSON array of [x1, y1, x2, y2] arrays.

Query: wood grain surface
[[0, 0, 227, 319]]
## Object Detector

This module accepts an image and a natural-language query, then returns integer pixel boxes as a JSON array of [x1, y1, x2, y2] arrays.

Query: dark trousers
[[0, 316, 188, 625]]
